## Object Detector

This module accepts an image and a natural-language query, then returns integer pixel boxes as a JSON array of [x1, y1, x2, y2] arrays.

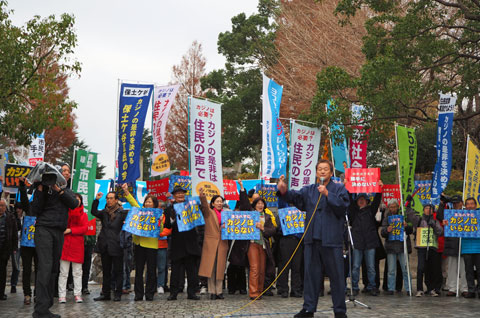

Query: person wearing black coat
[[380, 199, 413, 295], [0, 199, 18, 300], [91, 191, 128, 302], [164, 186, 201, 301], [32, 180, 79, 318], [348, 184, 383, 296]]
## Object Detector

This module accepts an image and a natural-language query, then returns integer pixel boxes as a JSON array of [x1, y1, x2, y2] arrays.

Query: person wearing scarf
[[91, 191, 127, 302], [198, 188, 229, 300]]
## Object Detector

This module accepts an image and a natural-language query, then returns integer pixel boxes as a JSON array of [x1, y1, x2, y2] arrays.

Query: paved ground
[[2, 283, 480, 318]]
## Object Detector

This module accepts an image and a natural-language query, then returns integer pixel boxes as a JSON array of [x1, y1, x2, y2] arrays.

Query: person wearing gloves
[[412, 204, 444, 297], [58, 194, 88, 304], [380, 199, 413, 295]]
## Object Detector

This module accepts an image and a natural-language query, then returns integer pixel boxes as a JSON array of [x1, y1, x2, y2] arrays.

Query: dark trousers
[[134, 245, 157, 299], [464, 253, 480, 293], [170, 255, 198, 297], [82, 244, 94, 290], [417, 249, 442, 292], [34, 226, 64, 316], [303, 241, 346, 314], [10, 249, 20, 287], [227, 265, 246, 293], [101, 253, 123, 297], [277, 236, 303, 294], [0, 247, 9, 296], [21, 246, 37, 296]]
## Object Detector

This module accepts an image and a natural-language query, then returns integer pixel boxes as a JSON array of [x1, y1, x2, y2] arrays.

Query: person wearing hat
[[380, 199, 413, 295], [164, 186, 201, 301], [348, 181, 383, 297], [437, 194, 468, 296]]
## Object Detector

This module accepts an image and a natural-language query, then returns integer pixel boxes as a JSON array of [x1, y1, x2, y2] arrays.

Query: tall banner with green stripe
[[72, 149, 98, 235], [396, 126, 423, 214]]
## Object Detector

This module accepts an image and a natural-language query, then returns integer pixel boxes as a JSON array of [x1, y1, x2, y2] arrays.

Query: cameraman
[[32, 173, 79, 318]]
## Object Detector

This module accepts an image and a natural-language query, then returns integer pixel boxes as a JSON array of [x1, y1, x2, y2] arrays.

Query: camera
[[26, 162, 67, 189]]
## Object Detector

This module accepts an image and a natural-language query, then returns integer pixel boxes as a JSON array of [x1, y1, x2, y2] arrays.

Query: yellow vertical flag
[[463, 138, 480, 207]]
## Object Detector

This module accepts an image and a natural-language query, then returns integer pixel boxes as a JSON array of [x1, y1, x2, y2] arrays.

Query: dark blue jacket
[[277, 180, 350, 247]]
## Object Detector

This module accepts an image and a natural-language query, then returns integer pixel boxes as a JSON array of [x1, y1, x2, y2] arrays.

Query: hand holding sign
[[277, 175, 287, 195]]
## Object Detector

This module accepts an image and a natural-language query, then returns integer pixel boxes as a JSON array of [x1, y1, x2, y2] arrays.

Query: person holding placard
[[411, 203, 443, 297], [460, 197, 480, 298], [91, 191, 127, 302], [277, 159, 350, 318], [164, 186, 201, 301], [380, 199, 413, 295], [197, 187, 229, 300]]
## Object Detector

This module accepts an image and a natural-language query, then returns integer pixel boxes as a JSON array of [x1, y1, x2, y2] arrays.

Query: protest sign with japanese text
[[123, 208, 163, 238], [255, 183, 278, 207], [151, 85, 180, 176], [20, 216, 36, 247], [464, 138, 480, 207], [387, 215, 404, 241], [223, 179, 239, 201], [174, 197, 205, 232], [146, 179, 169, 202], [117, 83, 153, 183], [415, 181, 432, 206], [382, 184, 401, 206], [221, 211, 260, 240], [444, 210, 480, 238], [4, 164, 32, 188], [289, 122, 321, 190], [168, 175, 192, 196], [416, 227, 438, 248], [189, 97, 224, 200], [344, 168, 381, 193], [28, 132, 45, 167], [278, 207, 305, 235]]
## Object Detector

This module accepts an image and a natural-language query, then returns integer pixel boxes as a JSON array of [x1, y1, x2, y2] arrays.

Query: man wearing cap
[[437, 194, 468, 296], [164, 186, 201, 301], [348, 181, 383, 296]]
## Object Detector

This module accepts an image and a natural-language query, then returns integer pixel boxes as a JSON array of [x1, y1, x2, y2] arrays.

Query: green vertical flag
[[72, 149, 98, 223], [396, 126, 423, 214]]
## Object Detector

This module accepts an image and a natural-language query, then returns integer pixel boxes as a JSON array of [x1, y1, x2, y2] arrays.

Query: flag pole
[[394, 122, 412, 296], [70, 146, 78, 190], [114, 79, 121, 187]]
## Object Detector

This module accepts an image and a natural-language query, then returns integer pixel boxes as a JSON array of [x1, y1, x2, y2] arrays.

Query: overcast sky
[[10, 0, 258, 179]]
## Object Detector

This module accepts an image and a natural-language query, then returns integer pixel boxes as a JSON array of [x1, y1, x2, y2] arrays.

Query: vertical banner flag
[[261, 74, 287, 178], [118, 83, 153, 183], [349, 104, 368, 168], [396, 126, 423, 213], [344, 168, 382, 193], [151, 85, 180, 176], [464, 138, 480, 207], [431, 93, 456, 206], [327, 100, 350, 173], [289, 122, 321, 190], [189, 97, 224, 200], [28, 132, 45, 167], [72, 149, 98, 236]]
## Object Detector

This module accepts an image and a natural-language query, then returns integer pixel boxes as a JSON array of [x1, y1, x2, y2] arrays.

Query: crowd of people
[[0, 160, 478, 318]]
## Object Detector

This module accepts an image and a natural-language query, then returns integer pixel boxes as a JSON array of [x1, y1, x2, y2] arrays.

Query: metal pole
[[114, 79, 121, 185], [394, 122, 412, 296], [70, 146, 77, 190]]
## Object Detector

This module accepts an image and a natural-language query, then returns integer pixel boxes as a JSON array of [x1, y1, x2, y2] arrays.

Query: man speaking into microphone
[[277, 159, 350, 318]]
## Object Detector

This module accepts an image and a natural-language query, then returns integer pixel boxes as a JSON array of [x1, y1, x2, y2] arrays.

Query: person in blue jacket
[[277, 159, 350, 318]]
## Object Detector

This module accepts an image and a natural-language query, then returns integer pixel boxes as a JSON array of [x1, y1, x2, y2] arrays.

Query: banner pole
[[394, 122, 412, 297], [187, 96, 191, 175], [114, 79, 121, 186], [149, 87, 155, 181], [288, 119, 294, 187], [70, 146, 77, 190]]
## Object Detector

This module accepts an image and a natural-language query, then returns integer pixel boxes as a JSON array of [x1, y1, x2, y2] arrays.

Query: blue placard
[[174, 197, 204, 232], [444, 209, 480, 238], [221, 211, 260, 240], [168, 175, 192, 197], [21, 216, 36, 247], [278, 207, 305, 235], [255, 184, 278, 207], [123, 208, 163, 238], [387, 215, 404, 241]]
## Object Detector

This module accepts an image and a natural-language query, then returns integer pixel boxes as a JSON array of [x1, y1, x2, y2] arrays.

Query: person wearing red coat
[[58, 194, 88, 303]]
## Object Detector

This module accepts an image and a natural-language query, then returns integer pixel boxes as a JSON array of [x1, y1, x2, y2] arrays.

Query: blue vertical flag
[[327, 100, 350, 173], [262, 74, 287, 178], [431, 93, 456, 206], [118, 83, 154, 183]]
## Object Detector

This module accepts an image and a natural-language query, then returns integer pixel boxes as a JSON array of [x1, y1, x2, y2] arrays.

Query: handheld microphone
[[320, 177, 325, 185]]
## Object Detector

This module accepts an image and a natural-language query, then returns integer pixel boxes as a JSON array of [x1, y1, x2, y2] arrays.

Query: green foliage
[[0, 1, 81, 146], [141, 128, 152, 180]]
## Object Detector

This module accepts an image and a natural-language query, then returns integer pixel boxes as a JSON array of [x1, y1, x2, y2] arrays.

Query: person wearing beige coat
[[198, 188, 229, 299]]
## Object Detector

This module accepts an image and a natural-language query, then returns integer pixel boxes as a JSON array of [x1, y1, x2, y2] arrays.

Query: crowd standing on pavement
[[0, 161, 479, 318]]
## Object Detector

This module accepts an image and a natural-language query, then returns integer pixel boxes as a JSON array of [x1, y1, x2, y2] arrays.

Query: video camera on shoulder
[[26, 162, 67, 191]]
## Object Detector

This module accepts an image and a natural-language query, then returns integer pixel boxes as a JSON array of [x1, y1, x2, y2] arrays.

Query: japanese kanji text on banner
[[189, 97, 224, 200], [464, 138, 480, 207], [28, 132, 45, 167], [151, 84, 180, 176], [117, 83, 153, 183], [349, 104, 368, 168], [289, 122, 321, 190]]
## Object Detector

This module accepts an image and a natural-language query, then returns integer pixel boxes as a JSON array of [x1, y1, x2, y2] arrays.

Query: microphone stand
[[344, 212, 371, 309]]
